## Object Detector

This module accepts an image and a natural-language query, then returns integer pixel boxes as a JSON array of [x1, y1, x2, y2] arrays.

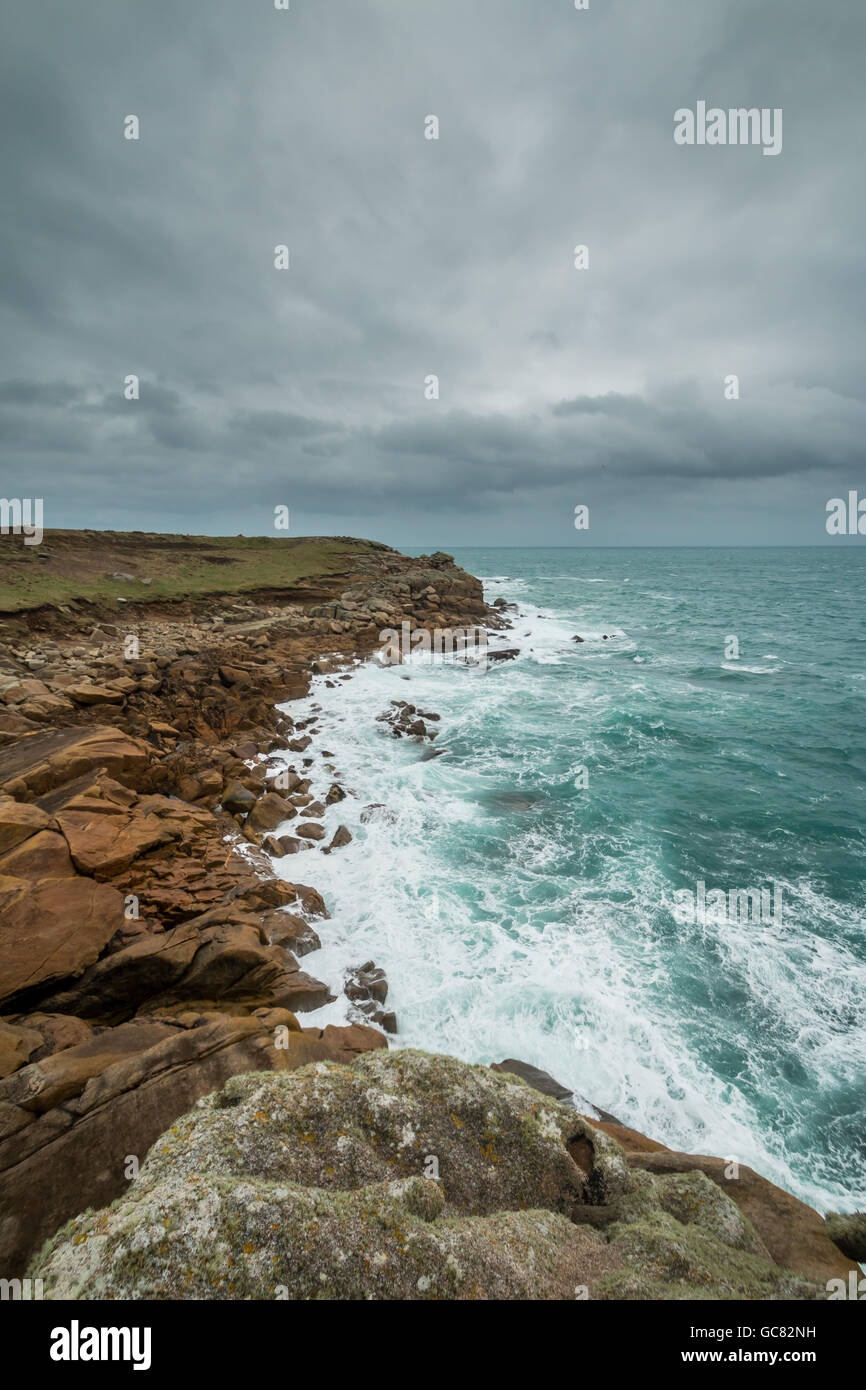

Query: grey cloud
[[0, 0, 863, 544]]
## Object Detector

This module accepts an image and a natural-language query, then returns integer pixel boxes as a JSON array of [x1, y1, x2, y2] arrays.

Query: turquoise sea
[[273, 547, 866, 1214]]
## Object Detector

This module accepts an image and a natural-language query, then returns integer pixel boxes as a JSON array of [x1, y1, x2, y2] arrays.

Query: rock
[[487, 648, 520, 663], [54, 805, 179, 880], [824, 1211, 866, 1262], [325, 783, 346, 804], [262, 911, 321, 957], [219, 666, 252, 688], [323, 825, 352, 853], [571, 635, 585, 643], [35, 922, 201, 1021], [66, 683, 125, 706], [591, 1126, 858, 1287], [1, 1015, 388, 1278], [12, 1013, 93, 1061], [246, 792, 295, 833], [345, 964, 388, 1006], [0, 726, 151, 799], [148, 720, 180, 738], [296, 822, 326, 841], [28, 1050, 831, 1302], [263, 835, 310, 857], [221, 782, 256, 815], [120, 923, 336, 1016], [0, 1019, 42, 1079], [0, 1019, 177, 1114], [491, 1058, 574, 1105], [0, 829, 77, 880], [0, 875, 125, 1009], [311, 1023, 388, 1059], [271, 771, 302, 795]]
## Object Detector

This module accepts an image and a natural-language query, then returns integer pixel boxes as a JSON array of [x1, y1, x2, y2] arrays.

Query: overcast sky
[[2, 0, 864, 546]]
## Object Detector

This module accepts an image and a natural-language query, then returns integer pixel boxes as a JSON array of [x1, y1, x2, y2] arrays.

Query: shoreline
[[0, 537, 498, 1275], [0, 533, 859, 1293]]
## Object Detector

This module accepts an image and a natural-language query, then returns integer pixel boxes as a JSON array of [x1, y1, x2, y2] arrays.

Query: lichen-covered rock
[[31, 1174, 622, 1300], [94, 1048, 602, 1218], [29, 1050, 828, 1301], [824, 1211, 866, 1262]]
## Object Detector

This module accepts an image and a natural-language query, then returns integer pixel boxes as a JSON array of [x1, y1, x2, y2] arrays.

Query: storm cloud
[[1, 0, 864, 544]]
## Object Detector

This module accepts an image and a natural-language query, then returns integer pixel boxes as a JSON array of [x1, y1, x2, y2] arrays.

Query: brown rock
[[0, 874, 125, 1008], [262, 911, 321, 957], [586, 1120, 860, 1286], [265, 835, 310, 856], [0, 1019, 178, 1114], [66, 683, 125, 706], [0, 1019, 42, 1079], [55, 806, 180, 880], [219, 666, 252, 687], [0, 1011, 387, 1278], [37, 922, 201, 1021], [0, 726, 151, 799], [246, 792, 295, 833], [296, 821, 326, 841], [313, 1023, 389, 1059], [13, 1013, 93, 1061], [324, 824, 352, 853], [221, 781, 256, 815], [0, 830, 77, 880]]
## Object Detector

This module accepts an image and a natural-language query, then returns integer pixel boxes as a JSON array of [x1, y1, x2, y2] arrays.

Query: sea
[[269, 546, 866, 1215]]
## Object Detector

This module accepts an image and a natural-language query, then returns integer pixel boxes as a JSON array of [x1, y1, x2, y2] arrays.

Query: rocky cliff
[[28, 1050, 859, 1300], [0, 535, 490, 1276]]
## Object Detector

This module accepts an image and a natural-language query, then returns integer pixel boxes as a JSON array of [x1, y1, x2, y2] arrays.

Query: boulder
[[324, 824, 352, 853], [28, 1050, 832, 1301], [35, 922, 201, 1021], [219, 666, 252, 688], [0, 798, 51, 853], [246, 792, 295, 833], [66, 684, 124, 706], [11, 1013, 93, 1061], [296, 822, 326, 841], [54, 806, 180, 879], [222, 782, 256, 815], [824, 1211, 866, 1262], [0, 830, 77, 880]]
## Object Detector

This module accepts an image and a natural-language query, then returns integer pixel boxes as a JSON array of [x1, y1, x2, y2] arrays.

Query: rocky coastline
[[0, 537, 496, 1277], [0, 533, 861, 1296]]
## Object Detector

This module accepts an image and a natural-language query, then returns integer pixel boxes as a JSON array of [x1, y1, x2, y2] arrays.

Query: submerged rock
[[29, 1050, 835, 1301]]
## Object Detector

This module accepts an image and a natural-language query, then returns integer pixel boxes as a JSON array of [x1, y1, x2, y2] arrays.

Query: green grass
[[0, 532, 386, 614]]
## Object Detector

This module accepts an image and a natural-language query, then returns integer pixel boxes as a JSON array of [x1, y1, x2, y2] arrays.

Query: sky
[[1, 0, 865, 547]]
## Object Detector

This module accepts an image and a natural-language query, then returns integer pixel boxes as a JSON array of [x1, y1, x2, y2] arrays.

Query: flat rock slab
[[0, 726, 151, 798], [0, 874, 124, 1007]]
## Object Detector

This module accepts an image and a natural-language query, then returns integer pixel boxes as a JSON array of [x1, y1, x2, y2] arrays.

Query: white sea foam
[[258, 580, 864, 1213]]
